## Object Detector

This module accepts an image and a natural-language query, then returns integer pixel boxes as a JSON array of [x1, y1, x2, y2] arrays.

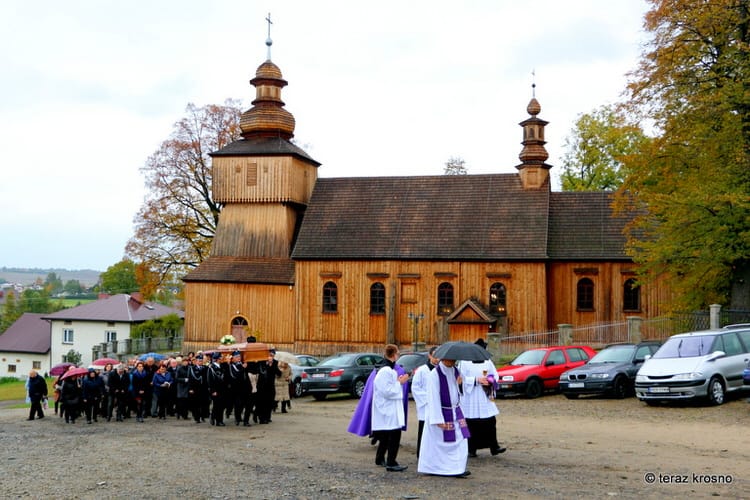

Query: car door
[[716, 332, 747, 390], [541, 349, 568, 388]]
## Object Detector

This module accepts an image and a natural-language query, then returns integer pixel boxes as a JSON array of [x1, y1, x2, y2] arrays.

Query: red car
[[496, 345, 596, 398]]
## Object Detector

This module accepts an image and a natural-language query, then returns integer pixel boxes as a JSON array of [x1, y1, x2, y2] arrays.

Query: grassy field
[[0, 377, 53, 403]]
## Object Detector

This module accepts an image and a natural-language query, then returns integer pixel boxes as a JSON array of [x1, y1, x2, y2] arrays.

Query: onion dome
[[239, 60, 296, 139]]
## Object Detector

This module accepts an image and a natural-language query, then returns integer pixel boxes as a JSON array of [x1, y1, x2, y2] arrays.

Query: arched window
[[489, 282, 507, 315], [370, 282, 386, 314], [623, 278, 640, 311], [576, 278, 594, 311], [437, 282, 454, 315], [323, 281, 338, 313], [230, 316, 248, 341]]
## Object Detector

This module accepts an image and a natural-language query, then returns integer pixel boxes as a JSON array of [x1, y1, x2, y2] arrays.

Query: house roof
[[291, 174, 551, 261], [0, 313, 50, 354], [547, 191, 630, 260], [41, 294, 184, 323], [183, 256, 295, 284]]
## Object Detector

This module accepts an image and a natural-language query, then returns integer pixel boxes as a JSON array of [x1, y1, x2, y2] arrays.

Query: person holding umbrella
[[417, 342, 472, 477], [60, 368, 83, 424]]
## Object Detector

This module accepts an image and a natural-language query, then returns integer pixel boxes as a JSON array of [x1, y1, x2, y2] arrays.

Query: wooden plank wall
[[211, 203, 299, 258], [213, 156, 316, 204]]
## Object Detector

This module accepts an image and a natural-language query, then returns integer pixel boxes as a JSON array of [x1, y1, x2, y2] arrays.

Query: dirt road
[[1, 393, 748, 499]]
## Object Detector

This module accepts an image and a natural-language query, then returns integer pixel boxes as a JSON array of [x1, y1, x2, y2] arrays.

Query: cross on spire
[[265, 13, 273, 60]]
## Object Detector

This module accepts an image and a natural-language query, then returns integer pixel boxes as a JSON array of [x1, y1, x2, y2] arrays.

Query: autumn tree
[[617, 0, 750, 310], [126, 100, 243, 286], [559, 105, 649, 191], [444, 156, 468, 175]]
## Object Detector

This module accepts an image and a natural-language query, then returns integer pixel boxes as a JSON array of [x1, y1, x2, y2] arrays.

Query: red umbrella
[[91, 357, 119, 367], [60, 367, 89, 380], [49, 362, 75, 376]]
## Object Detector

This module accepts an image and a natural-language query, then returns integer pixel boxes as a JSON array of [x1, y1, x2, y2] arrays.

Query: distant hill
[[0, 267, 102, 287]]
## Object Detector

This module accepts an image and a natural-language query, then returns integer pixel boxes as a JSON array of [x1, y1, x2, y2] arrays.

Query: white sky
[[0, 0, 650, 272]]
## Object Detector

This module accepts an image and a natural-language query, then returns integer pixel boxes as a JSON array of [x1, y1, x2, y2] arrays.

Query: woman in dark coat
[[26, 370, 48, 420], [255, 351, 281, 424], [174, 357, 191, 420], [60, 374, 82, 424], [131, 361, 150, 422], [81, 369, 105, 424]]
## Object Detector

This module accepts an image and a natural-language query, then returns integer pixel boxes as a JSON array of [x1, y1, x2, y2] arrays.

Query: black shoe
[[87, 420, 92, 424], [452, 471, 471, 478], [210, 417, 215, 425], [386, 465, 407, 472], [38, 415, 44, 419], [370, 437, 378, 445], [491, 447, 507, 455], [27, 417, 34, 421], [243, 422, 251, 427], [216, 422, 226, 427], [235, 421, 240, 426], [468, 452, 477, 458], [375, 461, 386, 467]]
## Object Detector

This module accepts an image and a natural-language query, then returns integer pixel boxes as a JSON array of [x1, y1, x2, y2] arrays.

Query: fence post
[[709, 304, 722, 330], [121, 338, 132, 356], [144, 337, 152, 352], [92, 345, 100, 362], [558, 324, 573, 345], [627, 316, 642, 343]]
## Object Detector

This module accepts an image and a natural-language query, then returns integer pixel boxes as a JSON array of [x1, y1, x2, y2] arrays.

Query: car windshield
[[652, 336, 715, 359], [511, 350, 546, 365], [319, 354, 355, 366], [589, 346, 634, 363]]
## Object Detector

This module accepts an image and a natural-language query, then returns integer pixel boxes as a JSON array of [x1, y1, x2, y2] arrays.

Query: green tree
[[0, 289, 63, 333], [444, 156, 468, 175], [126, 100, 243, 285], [63, 279, 83, 296], [130, 313, 184, 339], [617, 0, 750, 310], [100, 259, 139, 294], [559, 105, 649, 191], [44, 272, 63, 295]]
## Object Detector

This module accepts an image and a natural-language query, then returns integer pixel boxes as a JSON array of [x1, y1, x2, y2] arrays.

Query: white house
[[44, 293, 184, 367], [0, 313, 51, 379]]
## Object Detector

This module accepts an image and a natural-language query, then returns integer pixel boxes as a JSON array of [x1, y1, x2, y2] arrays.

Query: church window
[[370, 283, 385, 315], [489, 282, 507, 315], [437, 282, 454, 315], [623, 278, 640, 312], [576, 278, 594, 311], [323, 281, 338, 313]]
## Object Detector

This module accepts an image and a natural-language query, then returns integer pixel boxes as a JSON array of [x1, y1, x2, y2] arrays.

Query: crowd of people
[[46, 343, 292, 427]]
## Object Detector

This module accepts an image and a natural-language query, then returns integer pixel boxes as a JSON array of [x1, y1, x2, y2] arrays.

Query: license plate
[[568, 382, 584, 388], [500, 384, 512, 389], [311, 373, 325, 379], [649, 386, 669, 393]]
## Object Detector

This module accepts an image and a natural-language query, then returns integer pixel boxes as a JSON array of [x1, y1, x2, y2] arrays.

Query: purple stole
[[437, 365, 471, 442]]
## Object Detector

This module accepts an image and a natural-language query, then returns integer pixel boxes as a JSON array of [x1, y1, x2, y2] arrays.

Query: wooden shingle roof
[[547, 191, 630, 260], [291, 174, 551, 261], [211, 137, 320, 165], [183, 256, 295, 284]]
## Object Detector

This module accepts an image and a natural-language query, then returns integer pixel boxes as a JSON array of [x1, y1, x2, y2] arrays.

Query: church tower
[[516, 84, 551, 190], [182, 19, 319, 352]]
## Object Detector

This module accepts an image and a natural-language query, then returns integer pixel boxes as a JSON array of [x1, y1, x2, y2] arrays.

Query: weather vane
[[265, 13, 273, 60]]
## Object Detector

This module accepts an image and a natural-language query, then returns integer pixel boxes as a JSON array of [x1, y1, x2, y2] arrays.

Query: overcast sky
[[0, 0, 650, 272]]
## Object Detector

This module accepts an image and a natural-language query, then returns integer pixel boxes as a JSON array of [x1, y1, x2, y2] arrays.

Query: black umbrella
[[433, 341, 491, 362]]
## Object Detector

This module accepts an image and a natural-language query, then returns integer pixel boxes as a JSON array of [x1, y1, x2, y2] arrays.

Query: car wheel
[[351, 378, 366, 398], [707, 376, 725, 405], [563, 393, 579, 399], [612, 375, 628, 399], [293, 378, 303, 398], [312, 393, 327, 401], [525, 378, 542, 399]]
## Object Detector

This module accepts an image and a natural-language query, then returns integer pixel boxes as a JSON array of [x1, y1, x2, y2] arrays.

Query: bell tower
[[516, 83, 551, 190]]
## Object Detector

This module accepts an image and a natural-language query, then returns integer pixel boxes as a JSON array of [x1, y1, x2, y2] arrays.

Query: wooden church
[[182, 36, 670, 356]]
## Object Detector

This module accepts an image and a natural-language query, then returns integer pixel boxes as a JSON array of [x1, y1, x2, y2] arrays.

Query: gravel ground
[[1, 392, 749, 499]]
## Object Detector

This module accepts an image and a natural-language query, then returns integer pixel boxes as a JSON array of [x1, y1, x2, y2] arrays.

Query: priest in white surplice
[[459, 356, 506, 457], [417, 357, 471, 477], [372, 344, 410, 472]]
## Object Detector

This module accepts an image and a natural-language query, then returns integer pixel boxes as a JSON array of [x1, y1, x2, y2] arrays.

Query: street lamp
[[408, 312, 425, 351]]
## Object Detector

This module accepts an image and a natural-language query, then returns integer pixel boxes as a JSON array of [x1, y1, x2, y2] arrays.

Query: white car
[[635, 326, 750, 405]]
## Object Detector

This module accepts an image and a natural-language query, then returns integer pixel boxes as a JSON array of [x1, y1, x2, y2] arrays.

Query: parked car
[[301, 352, 386, 400], [496, 345, 596, 398], [396, 351, 429, 394], [290, 354, 320, 398], [635, 326, 750, 405], [559, 342, 661, 399]]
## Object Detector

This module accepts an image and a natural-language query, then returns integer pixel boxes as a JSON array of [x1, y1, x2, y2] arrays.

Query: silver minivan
[[634, 326, 750, 405]]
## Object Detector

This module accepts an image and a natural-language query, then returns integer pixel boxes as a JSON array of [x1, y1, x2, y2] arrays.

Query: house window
[[437, 282, 454, 315], [623, 278, 640, 311], [489, 282, 507, 315], [323, 281, 338, 313], [63, 329, 74, 344], [370, 283, 385, 315], [7, 364, 16, 373], [576, 278, 594, 311], [105, 331, 117, 342], [32, 361, 41, 370]]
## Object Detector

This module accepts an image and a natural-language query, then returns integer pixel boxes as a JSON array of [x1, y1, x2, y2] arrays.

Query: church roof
[[547, 191, 630, 260], [292, 174, 551, 261], [183, 256, 295, 284], [211, 136, 320, 165]]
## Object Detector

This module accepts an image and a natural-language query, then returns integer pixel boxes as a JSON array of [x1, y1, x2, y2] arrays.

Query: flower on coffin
[[219, 334, 236, 346]]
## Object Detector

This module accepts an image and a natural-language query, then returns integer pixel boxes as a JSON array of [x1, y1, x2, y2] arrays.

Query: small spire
[[531, 69, 536, 98], [265, 13, 273, 61]]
